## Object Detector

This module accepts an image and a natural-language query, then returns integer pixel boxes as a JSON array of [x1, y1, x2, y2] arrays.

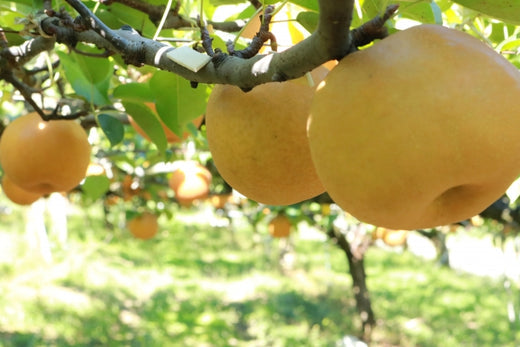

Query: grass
[[0, 199, 518, 346]]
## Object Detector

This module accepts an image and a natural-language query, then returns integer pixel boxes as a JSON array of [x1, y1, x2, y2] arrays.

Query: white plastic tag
[[167, 46, 212, 72]]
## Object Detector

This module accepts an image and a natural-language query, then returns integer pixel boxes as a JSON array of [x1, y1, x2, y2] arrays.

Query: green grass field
[[0, 199, 518, 346]]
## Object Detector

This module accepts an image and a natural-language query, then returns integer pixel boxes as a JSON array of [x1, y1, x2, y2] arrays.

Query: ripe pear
[[308, 24, 520, 230]]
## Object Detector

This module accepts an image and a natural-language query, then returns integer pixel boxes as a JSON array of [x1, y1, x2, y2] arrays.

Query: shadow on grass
[[134, 285, 357, 346], [0, 332, 68, 347], [366, 249, 518, 346], [0, 281, 355, 346], [2, 207, 518, 347]]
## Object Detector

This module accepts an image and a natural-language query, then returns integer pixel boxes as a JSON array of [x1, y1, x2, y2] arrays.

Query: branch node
[[211, 49, 227, 69], [227, 5, 276, 59], [350, 4, 400, 49]]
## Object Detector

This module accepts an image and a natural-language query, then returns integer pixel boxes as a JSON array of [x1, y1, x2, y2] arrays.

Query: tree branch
[[57, 0, 357, 89], [102, 0, 261, 33], [39, 0, 394, 91], [65, 0, 131, 53], [5, 0, 397, 95], [2, 36, 55, 66], [350, 4, 399, 47]]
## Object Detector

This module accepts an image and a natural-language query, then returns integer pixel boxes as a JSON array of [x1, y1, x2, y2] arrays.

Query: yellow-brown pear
[[206, 68, 327, 205], [0, 112, 91, 195], [308, 24, 520, 230]]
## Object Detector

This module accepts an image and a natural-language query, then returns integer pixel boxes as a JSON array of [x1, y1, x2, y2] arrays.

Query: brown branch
[[100, 0, 152, 13], [58, 0, 355, 88], [0, 33, 90, 122], [0, 30, 8, 49], [226, 6, 276, 59], [41, 107, 89, 121], [0, 71, 84, 122], [350, 4, 399, 48], [2, 36, 55, 65], [200, 25, 215, 57], [102, 0, 262, 34], [1, 70, 46, 119], [44, 3, 146, 66], [25, 60, 60, 75], [326, 224, 375, 341], [249, 0, 262, 10], [102, 0, 193, 30], [0, 35, 57, 118], [54, 0, 394, 90], [65, 0, 132, 53]]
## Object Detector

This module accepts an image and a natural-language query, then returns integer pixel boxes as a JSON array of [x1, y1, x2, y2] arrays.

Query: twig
[[65, 0, 128, 52], [200, 23, 214, 57], [1, 70, 47, 119], [42, 107, 89, 121], [350, 4, 399, 49], [226, 5, 276, 59]]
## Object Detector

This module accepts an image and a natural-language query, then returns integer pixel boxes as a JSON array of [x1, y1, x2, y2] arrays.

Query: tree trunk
[[327, 226, 375, 342]]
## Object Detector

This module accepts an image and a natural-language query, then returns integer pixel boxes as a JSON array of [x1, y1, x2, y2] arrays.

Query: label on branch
[[167, 46, 212, 72]]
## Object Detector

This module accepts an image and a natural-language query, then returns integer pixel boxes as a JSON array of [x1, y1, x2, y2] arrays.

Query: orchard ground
[[0, 195, 518, 346]]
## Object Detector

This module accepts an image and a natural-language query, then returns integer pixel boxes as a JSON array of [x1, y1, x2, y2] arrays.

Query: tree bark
[[327, 226, 375, 342]]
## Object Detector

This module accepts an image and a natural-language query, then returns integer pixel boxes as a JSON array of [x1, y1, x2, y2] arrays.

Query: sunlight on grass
[[0, 199, 518, 346]]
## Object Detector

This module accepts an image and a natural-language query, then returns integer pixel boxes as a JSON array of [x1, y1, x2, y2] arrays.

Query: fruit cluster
[[206, 24, 520, 230], [0, 112, 91, 205]]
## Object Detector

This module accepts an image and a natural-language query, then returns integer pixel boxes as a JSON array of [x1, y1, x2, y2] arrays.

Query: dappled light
[[0, 198, 518, 346]]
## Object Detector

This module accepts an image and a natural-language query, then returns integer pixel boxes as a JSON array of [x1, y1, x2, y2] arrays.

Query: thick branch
[[66, 0, 130, 53], [57, 0, 358, 89], [2, 36, 55, 66], [0, 36, 57, 119], [51, 0, 391, 90], [11, 0, 396, 93]]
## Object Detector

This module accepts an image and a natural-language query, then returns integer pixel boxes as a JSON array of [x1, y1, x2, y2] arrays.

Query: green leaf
[[0, 12, 27, 32], [103, 2, 157, 37], [288, 0, 319, 12], [354, 0, 444, 26], [235, 4, 258, 20], [498, 38, 520, 56], [0, 0, 33, 15], [97, 113, 125, 147], [122, 101, 168, 152], [361, 0, 387, 21], [400, 1, 443, 24], [57, 49, 112, 106], [149, 70, 210, 137], [488, 22, 516, 44], [296, 12, 319, 33], [113, 83, 155, 103], [82, 175, 111, 201], [452, 0, 520, 24]]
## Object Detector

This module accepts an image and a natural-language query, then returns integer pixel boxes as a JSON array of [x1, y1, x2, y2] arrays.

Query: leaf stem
[[153, 0, 174, 41], [199, 0, 205, 28]]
